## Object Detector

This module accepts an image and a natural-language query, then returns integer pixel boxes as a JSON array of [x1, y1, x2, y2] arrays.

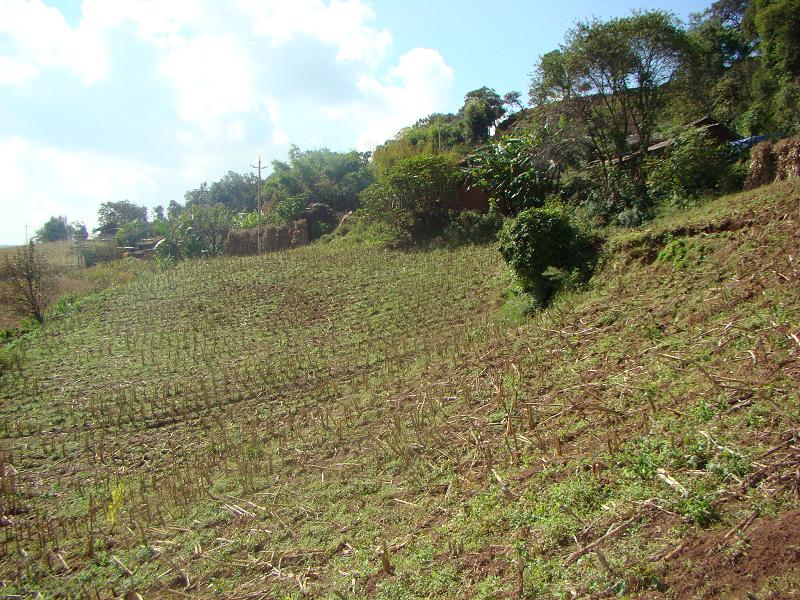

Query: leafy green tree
[[467, 120, 583, 216], [262, 146, 373, 218], [751, 0, 800, 80], [646, 127, 739, 203], [167, 200, 184, 220], [460, 87, 506, 143], [671, 0, 756, 126], [503, 91, 524, 111], [208, 171, 258, 212], [183, 182, 209, 207], [360, 154, 461, 238], [115, 220, 151, 247], [531, 11, 690, 185], [36, 216, 70, 242], [157, 204, 233, 260], [748, 0, 800, 132], [153, 205, 165, 221], [96, 200, 148, 234]]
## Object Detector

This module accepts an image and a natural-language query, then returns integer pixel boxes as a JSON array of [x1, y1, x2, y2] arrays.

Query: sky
[[0, 0, 711, 245]]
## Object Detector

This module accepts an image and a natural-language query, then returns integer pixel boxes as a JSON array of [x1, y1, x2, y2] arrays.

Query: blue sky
[[0, 0, 710, 245]]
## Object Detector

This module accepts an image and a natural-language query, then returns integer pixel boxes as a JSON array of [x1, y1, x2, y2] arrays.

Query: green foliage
[[80, 242, 118, 267], [657, 237, 693, 269], [647, 128, 741, 204], [584, 165, 651, 226], [751, 0, 800, 81], [70, 221, 88, 240], [467, 120, 582, 216], [210, 171, 258, 212], [620, 437, 670, 480], [47, 293, 86, 321], [185, 172, 259, 213], [156, 204, 233, 261], [359, 154, 461, 244], [262, 146, 373, 215], [272, 193, 309, 225], [679, 488, 721, 527], [497, 206, 596, 305], [370, 89, 508, 179], [114, 220, 151, 247], [36, 215, 70, 242], [167, 200, 184, 220], [232, 211, 269, 229], [442, 210, 504, 246], [749, 0, 800, 132], [96, 200, 148, 234], [460, 87, 506, 144], [531, 11, 690, 176]]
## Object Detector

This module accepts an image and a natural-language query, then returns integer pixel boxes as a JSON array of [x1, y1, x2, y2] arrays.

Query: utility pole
[[24, 224, 29, 244], [251, 155, 263, 255]]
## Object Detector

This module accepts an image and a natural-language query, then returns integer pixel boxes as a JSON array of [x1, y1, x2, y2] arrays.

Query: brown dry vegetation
[[0, 180, 799, 598], [0, 241, 148, 330]]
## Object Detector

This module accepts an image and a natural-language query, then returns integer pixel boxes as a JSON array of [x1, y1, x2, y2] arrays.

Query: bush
[[584, 166, 651, 226], [647, 128, 740, 205], [359, 154, 461, 243], [442, 210, 504, 245], [114, 220, 151, 247], [81, 242, 119, 267], [559, 170, 599, 205], [497, 207, 596, 306]]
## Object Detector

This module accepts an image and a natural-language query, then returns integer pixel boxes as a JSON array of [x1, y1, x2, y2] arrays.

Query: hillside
[[0, 241, 140, 331], [1, 180, 799, 598]]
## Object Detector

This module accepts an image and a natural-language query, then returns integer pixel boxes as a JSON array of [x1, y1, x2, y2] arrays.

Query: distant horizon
[[0, 0, 711, 245]]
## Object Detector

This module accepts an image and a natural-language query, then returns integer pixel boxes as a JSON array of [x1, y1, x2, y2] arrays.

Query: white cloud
[[0, 0, 107, 83], [0, 56, 38, 85], [323, 48, 455, 150], [0, 137, 165, 242], [158, 34, 256, 131], [0, 0, 452, 146], [0, 1, 458, 243], [243, 0, 392, 67]]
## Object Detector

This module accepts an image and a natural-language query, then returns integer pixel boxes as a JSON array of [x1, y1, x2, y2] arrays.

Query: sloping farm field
[[2, 180, 800, 598]]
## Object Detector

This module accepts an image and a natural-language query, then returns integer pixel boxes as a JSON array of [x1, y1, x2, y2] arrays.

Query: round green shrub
[[497, 207, 595, 305]]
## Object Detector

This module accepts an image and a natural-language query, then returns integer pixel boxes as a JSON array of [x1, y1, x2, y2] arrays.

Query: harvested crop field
[[2, 180, 800, 598]]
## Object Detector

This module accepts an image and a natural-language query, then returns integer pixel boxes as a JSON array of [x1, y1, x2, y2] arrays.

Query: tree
[[530, 11, 690, 185], [261, 146, 373, 218], [467, 120, 583, 216], [96, 200, 148, 234], [153, 205, 165, 221], [36, 216, 70, 242], [208, 171, 258, 212], [460, 87, 506, 143], [157, 204, 233, 260], [69, 221, 88, 240], [751, 0, 800, 80], [360, 154, 461, 237], [167, 200, 184, 220], [1, 242, 57, 324], [503, 91, 525, 111], [748, 0, 800, 132], [183, 182, 210, 207], [670, 0, 755, 124], [115, 220, 150, 247], [498, 207, 595, 305]]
